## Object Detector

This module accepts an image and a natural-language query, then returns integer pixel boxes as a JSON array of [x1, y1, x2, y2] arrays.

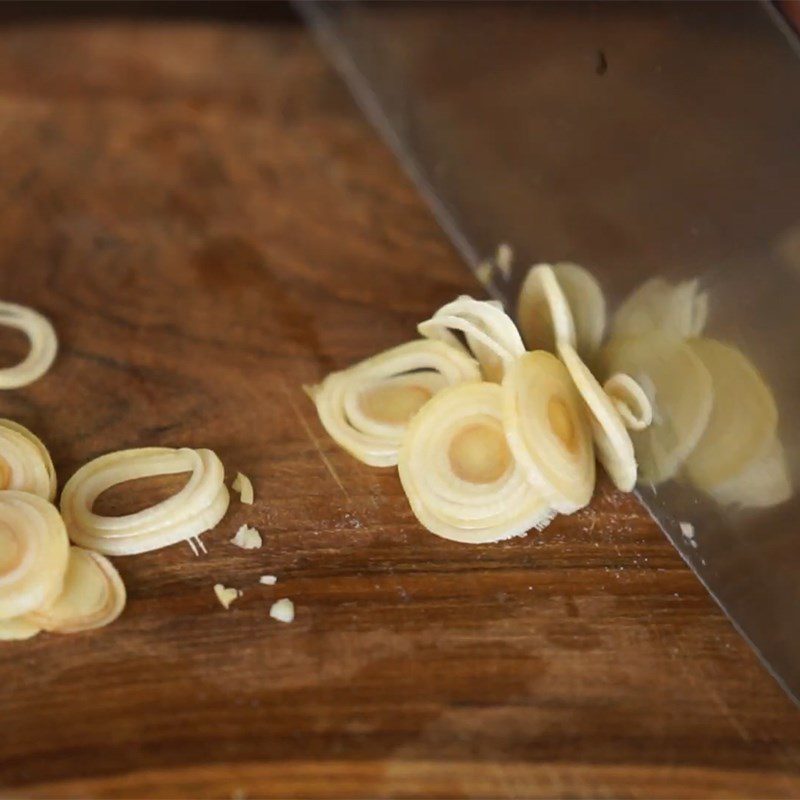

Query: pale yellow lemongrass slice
[[312, 339, 480, 467], [213, 583, 240, 610], [495, 243, 514, 280], [418, 296, 525, 383], [0, 301, 58, 388], [27, 546, 125, 633], [601, 331, 713, 484], [0, 616, 41, 640], [516, 264, 578, 356], [60, 447, 230, 556], [502, 351, 595, 512], [399, 382, 554, 543], [684, 339, 778, 494], [231, 471, 254, 505], [0, 419, 57, 500], [558, 342, 637, 492], [603, 374, 653, 431], [0, 491, 69, 619]]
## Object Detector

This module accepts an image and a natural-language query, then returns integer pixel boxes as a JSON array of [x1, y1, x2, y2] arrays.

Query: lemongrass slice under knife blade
[[558, 342, 637, 492], [61, 447, 229, 556], [0, 419, 57, 500], [0, 301, 58, 388], [0, 491, 69, 619], [603, 373, 654, 431], [398, 382, 554, 543], [418, 295, 524, 382], [0, 616, 41, 640], [502, 351, 595, 513], [27, 546, 125, 633], [516, 264, 578, 355], [311, 339, 480, 467]]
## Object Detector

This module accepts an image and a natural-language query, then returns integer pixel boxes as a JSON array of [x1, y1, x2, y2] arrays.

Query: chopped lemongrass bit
[[516, 264, 577, 355], [187, 537, 199, 556], [232, 472, 254, 505], [311, 339, 480, 467], [214, 583, 241, 610], [679, 521, 695, 540], [231, 524, 262, 550], [195, 536, 207, 554], [0, 301, 58, 389], [475, 260, 493, 285], [259, 574, 277, 585], [495, 243, 513, 279], [0, 419, 58, 501], [27, 546, 126, 633], [269, 598, 294, 623], [60, 447, 230, 556], [0, 617, 41, 641], [603, 373, 653, 431], [399, 382, 555, 544]]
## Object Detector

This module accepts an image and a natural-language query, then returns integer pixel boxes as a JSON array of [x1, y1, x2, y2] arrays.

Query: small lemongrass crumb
[[214, 583, 241, 610], [496, 242, 513, 279], [269, 598, 294, 623], [679, 521, 698, 548], [232, 472, 254, 505], [259, 574, 277, 585], [231, 524, 262, 550], [475, 260, 493, 285]]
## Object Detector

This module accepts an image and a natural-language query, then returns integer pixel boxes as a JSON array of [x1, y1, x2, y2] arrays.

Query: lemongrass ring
[[0, 616, 41, 640], [0, 301, 58, 388], [603, 374, 653, 431], [516, 264, 578, 354], [0, 491, 69, 619], [312, 339, 481, 467], [60, 447, 230, 556], [502, 351, 595, 513], [558, 343, 637, 492], [0, 419, 57, 500], [399, 382, 554, 543], [27, 546, 125, 633]]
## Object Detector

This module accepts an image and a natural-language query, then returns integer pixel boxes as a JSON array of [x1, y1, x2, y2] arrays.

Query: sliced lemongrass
[[312, 339, 480, 467], [399, 382, 554, 543], [27, 546, 125, 633], [684, 339, 778, 493], [0, 419, 57, 500], [259, 574, 277, 585], [0, 616, 41, 640], [231, 524, 262, 550], [0, 491, 69, 619], [214, 583, 240, 610], [502, 351, 595, 512], [516, 263, 578, 356], [601, 331, 713, 484], [613, 278, 708, 340], [187, 537, 199, 557], [418, 295, 524, 383], [603, 374, 653, 431], [60, 447, 230, 556], [0, 301, 58, 388], [232, 472, 254, 505], [270, 598, 295, 623], [558, 342, 637, 492], [496, 243, 513, 280]]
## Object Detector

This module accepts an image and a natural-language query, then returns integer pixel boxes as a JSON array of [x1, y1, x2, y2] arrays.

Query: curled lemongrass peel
[[0, 419, 57, 500], [516, 264, 578, 355], [0, 491, 69, 619], [60, 447, 230, 556], [232, 472, 254, 505], [312, 339, 480, 467], [558, 343, 637, 492], [27, 546, 126, 633], [603, 374, 653, 431], [502, 351, 595, 513], [0, 301, 58, 388], [399, 382, 554, 543], [418, 296, 525, 382], [0, 616, 41, 640]]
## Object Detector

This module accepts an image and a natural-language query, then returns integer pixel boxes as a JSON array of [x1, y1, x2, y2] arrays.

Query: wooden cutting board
[[1, 16, 799, 800]]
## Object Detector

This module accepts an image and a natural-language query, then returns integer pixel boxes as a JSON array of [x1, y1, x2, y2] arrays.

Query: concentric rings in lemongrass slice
[[0, 301, 58, 388], [0, 419, 57, 500], [502, 351, 595, 513], [603, 374, 653, 431], [558, 342, 637, 492], [516, 264, 578, 355], [0, 616, 40, 640], [60, 447, 229, 556], [0, 491, 69, 620], [399, 382, 554, 544], [311, 339, 481, 467], [27, 546, 125, 633], [418, 295, 525, 382]]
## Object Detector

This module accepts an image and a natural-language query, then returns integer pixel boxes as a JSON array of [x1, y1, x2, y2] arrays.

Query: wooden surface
[[0, 16, 799, 800]]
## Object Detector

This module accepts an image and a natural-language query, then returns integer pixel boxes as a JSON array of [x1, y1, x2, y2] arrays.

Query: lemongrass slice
[[0, 301, 58, 388], [558, 342, 637, 492], [399, 382, 554, 543], [27, 546, 125, 633], [0, 491, 69, 619], [312, 339, 480, 467], [0, 616, 40, 640], [231, 471, 254, 505], [603, 374, 653, 431], [502, 351, 595, 512], [516, 264, 579, 355], [602, 331, 713, 484], [60, 447, 229, 556], [0, 419, 57, 500], [418, 296, 524, 383], [684, 339, 778, 493]]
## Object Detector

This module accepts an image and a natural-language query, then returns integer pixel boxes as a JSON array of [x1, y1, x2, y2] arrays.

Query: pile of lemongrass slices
[[309, 263, 655, 544]]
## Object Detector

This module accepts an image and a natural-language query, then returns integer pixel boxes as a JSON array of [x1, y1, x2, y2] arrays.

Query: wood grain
[[0, 17, 798, 800]]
